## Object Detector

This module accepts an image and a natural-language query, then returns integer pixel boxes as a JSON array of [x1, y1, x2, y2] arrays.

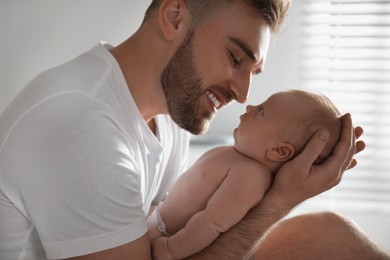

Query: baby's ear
[[267, 142, 295, 162]]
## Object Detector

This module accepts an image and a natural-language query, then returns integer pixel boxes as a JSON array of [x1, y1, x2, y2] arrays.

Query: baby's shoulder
[[191, 146, 241, 171], [197, 146, 238, 161], [198, 146, 266, 171]]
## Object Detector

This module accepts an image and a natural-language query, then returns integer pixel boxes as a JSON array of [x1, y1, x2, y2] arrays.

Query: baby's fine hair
[[282, 89, 342, 164], [144, 0, 291, 32]]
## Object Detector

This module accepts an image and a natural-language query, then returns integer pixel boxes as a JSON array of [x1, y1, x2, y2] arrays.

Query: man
[[0, 0, 385, 259]]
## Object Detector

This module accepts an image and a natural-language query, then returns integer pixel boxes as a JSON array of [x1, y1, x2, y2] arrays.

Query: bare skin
[[66, 234, 151, 260], [151, 146, 272, 259], [253, 212, 390, 260]]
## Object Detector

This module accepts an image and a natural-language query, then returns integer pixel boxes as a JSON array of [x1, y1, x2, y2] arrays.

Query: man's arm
[[186, 114, 365, 259], [65, 233, 152, 260]]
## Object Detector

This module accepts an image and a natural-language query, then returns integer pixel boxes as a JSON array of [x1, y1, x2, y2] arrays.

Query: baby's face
[[233, 91, 309, 161]]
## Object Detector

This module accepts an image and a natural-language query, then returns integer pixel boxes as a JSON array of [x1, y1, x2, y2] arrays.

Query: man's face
[[161, 30, 212, 135], [161, 2, 271, 135]]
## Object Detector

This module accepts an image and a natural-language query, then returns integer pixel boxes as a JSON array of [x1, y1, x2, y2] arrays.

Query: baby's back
[[157, 146, 263, 234]]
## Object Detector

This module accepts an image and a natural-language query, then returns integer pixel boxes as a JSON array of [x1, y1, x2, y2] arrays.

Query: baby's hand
[[152, 237, 175, 260], [148, 226, 164, 241]]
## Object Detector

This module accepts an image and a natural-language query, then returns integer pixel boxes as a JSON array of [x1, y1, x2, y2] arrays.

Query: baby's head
[[233, 89, 342, 172], [274, 89, 342, 165]]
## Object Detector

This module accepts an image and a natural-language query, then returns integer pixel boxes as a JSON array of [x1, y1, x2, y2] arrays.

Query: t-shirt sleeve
[[1, 93, 147, 259]]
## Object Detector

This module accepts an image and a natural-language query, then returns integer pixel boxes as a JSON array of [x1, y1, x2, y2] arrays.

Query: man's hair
[[143, 0, 291, 32]]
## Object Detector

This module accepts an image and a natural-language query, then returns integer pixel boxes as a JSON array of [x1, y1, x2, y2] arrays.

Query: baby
[[147, 89, 342, 260]]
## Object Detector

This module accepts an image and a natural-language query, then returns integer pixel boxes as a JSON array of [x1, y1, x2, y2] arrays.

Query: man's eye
[[229, 51, 242, 68]]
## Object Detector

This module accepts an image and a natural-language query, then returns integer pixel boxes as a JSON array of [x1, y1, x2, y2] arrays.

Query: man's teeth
[[207, 91, 221, 109]]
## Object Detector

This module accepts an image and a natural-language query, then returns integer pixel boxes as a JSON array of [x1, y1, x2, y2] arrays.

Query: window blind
[[300, 0, 390, 211]]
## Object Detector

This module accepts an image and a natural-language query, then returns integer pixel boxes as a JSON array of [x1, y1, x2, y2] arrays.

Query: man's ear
[[158, 0, 188, 41], [267, 142, 295, 162]]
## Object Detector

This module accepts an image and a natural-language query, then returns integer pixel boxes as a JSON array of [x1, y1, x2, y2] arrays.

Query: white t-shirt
[[0, 43, 191, 259]]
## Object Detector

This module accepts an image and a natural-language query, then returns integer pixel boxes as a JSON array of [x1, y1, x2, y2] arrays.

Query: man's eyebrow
[[228, 36, 259, 62]]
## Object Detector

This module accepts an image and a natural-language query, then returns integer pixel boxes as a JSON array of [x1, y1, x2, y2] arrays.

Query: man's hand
[[266, 113, 365, 210]]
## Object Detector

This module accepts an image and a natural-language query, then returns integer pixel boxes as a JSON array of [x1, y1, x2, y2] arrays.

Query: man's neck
[[110, 34, 169, 124]]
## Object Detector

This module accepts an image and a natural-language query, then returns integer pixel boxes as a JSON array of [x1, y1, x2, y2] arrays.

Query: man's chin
[[180, 117, 212, 135], [171, 108, 215, 135], [185, 122, 209, 135], [190, 126, 209, 135]]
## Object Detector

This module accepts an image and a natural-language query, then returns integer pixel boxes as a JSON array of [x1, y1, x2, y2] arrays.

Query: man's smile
[[206, 90, 222, 110]]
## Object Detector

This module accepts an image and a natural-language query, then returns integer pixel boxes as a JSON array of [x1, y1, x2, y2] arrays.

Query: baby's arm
[[161, 162, 272, 259]]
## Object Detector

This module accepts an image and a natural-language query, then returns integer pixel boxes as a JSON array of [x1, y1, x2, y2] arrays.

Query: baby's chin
[[232, 128, 239, 141]]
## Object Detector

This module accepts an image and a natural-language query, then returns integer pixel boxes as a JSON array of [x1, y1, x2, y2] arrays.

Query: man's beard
[[161, 30, 214, 135]]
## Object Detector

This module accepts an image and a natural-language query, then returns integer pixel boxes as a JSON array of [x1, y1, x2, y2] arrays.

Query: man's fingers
[[346, 133, 365, 170], [355, 126, 364, 140], [347, 159, 358, 170], [328, 114, 355, 172], [354, 124, 365, 155], [355, 140, 366, 155], [295, 129, 330, 172]]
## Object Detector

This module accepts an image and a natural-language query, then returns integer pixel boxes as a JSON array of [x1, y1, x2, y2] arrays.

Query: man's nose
[[231, 72, 252, 103]]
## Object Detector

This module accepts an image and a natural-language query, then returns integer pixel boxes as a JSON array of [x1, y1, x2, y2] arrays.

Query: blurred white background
[[1, 0, 389, 253]]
